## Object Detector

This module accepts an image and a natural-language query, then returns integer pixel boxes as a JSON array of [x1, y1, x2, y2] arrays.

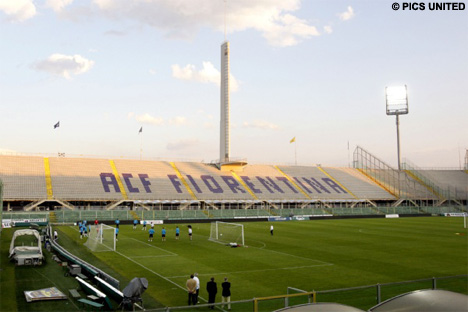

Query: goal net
[[209, 221, 244, 246], [84, 224, 116, 252]]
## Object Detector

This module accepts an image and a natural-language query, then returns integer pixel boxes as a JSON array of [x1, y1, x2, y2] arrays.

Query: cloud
[[129, 113, 187, 127], [243, 120, 280, 130], [134, 113, 164, 126], [172, 61, 239, 91], [258, 13, 320, 47], [46, 0, 74, 13], [33, 53, 94, 79], [0, 0, 37, 22], [339, 6, 354, 21], [166, 138, 199, 151], [169, 116, 187, 126], [324, 25, 333, 34], [91, 0, 320, 46]]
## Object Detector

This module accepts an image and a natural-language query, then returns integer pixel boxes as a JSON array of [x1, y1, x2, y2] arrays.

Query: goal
[[84, 224, 116, 252], [209, 221, 244, 246]]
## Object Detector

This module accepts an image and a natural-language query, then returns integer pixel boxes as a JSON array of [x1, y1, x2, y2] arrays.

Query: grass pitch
[[2, 216, 467, 311]]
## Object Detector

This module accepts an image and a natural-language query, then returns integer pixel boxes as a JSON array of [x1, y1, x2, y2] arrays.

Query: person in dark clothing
[[206, 277, 217, 309], [222, 277, 231, 310]]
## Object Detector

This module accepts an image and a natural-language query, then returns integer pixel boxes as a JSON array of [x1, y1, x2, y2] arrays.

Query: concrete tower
[[220, 41, 230, 164]]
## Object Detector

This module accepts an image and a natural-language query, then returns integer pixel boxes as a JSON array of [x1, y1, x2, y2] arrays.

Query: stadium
[[1, 5, 468, 311], [1, 54, 468, 310]]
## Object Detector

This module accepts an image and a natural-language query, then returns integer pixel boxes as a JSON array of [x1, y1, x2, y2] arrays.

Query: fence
[[313, 275, 468, 310], [3, 206, 467, 225], [141, 275, 466, 311]]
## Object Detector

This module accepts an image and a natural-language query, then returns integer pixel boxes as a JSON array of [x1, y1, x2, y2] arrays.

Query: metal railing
[[141, 275, 467, 311]]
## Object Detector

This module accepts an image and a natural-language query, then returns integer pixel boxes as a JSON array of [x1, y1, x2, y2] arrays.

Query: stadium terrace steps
[[173, 162, 253, 200], [49, 211, 57, 223], [48, 157, 120, 201], [240, 164, 311, 200], [113, 159, 194, 200], [0, 155, 462, 205], [398, 171, 438, 200], [322, 167, 396, 200], [0, 155, 47, 200], [276, 166, 356, 200], [423, 170, 468, 196]]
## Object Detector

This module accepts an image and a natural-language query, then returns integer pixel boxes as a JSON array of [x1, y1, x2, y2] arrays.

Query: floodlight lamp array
[[386, 85, 408, 115]]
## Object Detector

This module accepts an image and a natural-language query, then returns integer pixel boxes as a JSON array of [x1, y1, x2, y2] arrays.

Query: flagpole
[[290, 137, 297, 165], [295, 140, 297, 166], [139, 127, 143, 160], [140, 133, 143, 160], [348, 140, 350, 168]]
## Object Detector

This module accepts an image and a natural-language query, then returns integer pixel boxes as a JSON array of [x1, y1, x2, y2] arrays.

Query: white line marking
[[167, 263, 333, 279], [67, 226, 206, 302], [114, 249, 208, 304], [123, 237, 178, 256], [129, 255, 176, 259], [249, 243, 332, 265]]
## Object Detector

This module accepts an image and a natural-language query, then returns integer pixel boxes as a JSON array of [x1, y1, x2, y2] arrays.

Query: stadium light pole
[[385, 85, 409, 171]]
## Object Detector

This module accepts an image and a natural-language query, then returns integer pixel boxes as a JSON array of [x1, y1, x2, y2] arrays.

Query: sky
[[0, 0, 467, 168]]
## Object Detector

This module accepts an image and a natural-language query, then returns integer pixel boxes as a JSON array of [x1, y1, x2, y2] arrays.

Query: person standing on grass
[[133, 219, 138, 230], [54, 230, 58, 241], [115, 227, 119, 241], [186, 274, 197, 305], [115, 218, 120, 228], [222, 277, 231, 310], [161, 227, 166, 241], [175, 226, 180, 240], [142, 220, 147, 231], [79, 226, 84, 239], [193, 272, 200, 303], [206, 277, 217, 309], [94, 218, 98, 226], [148, 228, 155, 242], [188, 225, 193, 241], [270, 224, 274, 236]]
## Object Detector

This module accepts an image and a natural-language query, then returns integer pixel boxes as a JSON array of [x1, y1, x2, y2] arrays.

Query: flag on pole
[[138, 127, 143, 134], [54, 121, 60, 129], [290, 137, 296, 143]]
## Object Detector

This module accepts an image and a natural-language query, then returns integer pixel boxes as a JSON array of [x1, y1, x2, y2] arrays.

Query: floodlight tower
[[220, 41, 230, 164], [385, 85, 409, 170]]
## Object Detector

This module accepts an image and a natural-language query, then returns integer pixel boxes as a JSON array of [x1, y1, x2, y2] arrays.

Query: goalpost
[[209, 221, 244, 246], [84, 224, 116, 252]]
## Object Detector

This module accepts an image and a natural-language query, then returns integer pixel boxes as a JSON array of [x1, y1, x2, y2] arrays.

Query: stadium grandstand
[[2, 40, 466, 221], [0, 146, 466, 221]]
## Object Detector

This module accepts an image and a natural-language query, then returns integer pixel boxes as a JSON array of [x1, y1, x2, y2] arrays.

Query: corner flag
[[54, 121, 60, 129], [290, 137, 296, 143]]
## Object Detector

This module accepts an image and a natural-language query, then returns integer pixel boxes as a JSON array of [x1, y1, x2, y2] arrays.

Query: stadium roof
[[368, 289, 468, 312]]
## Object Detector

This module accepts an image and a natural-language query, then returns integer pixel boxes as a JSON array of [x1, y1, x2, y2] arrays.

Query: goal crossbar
[[209, 221, 244, 246], [84, 224, 116, 252]]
